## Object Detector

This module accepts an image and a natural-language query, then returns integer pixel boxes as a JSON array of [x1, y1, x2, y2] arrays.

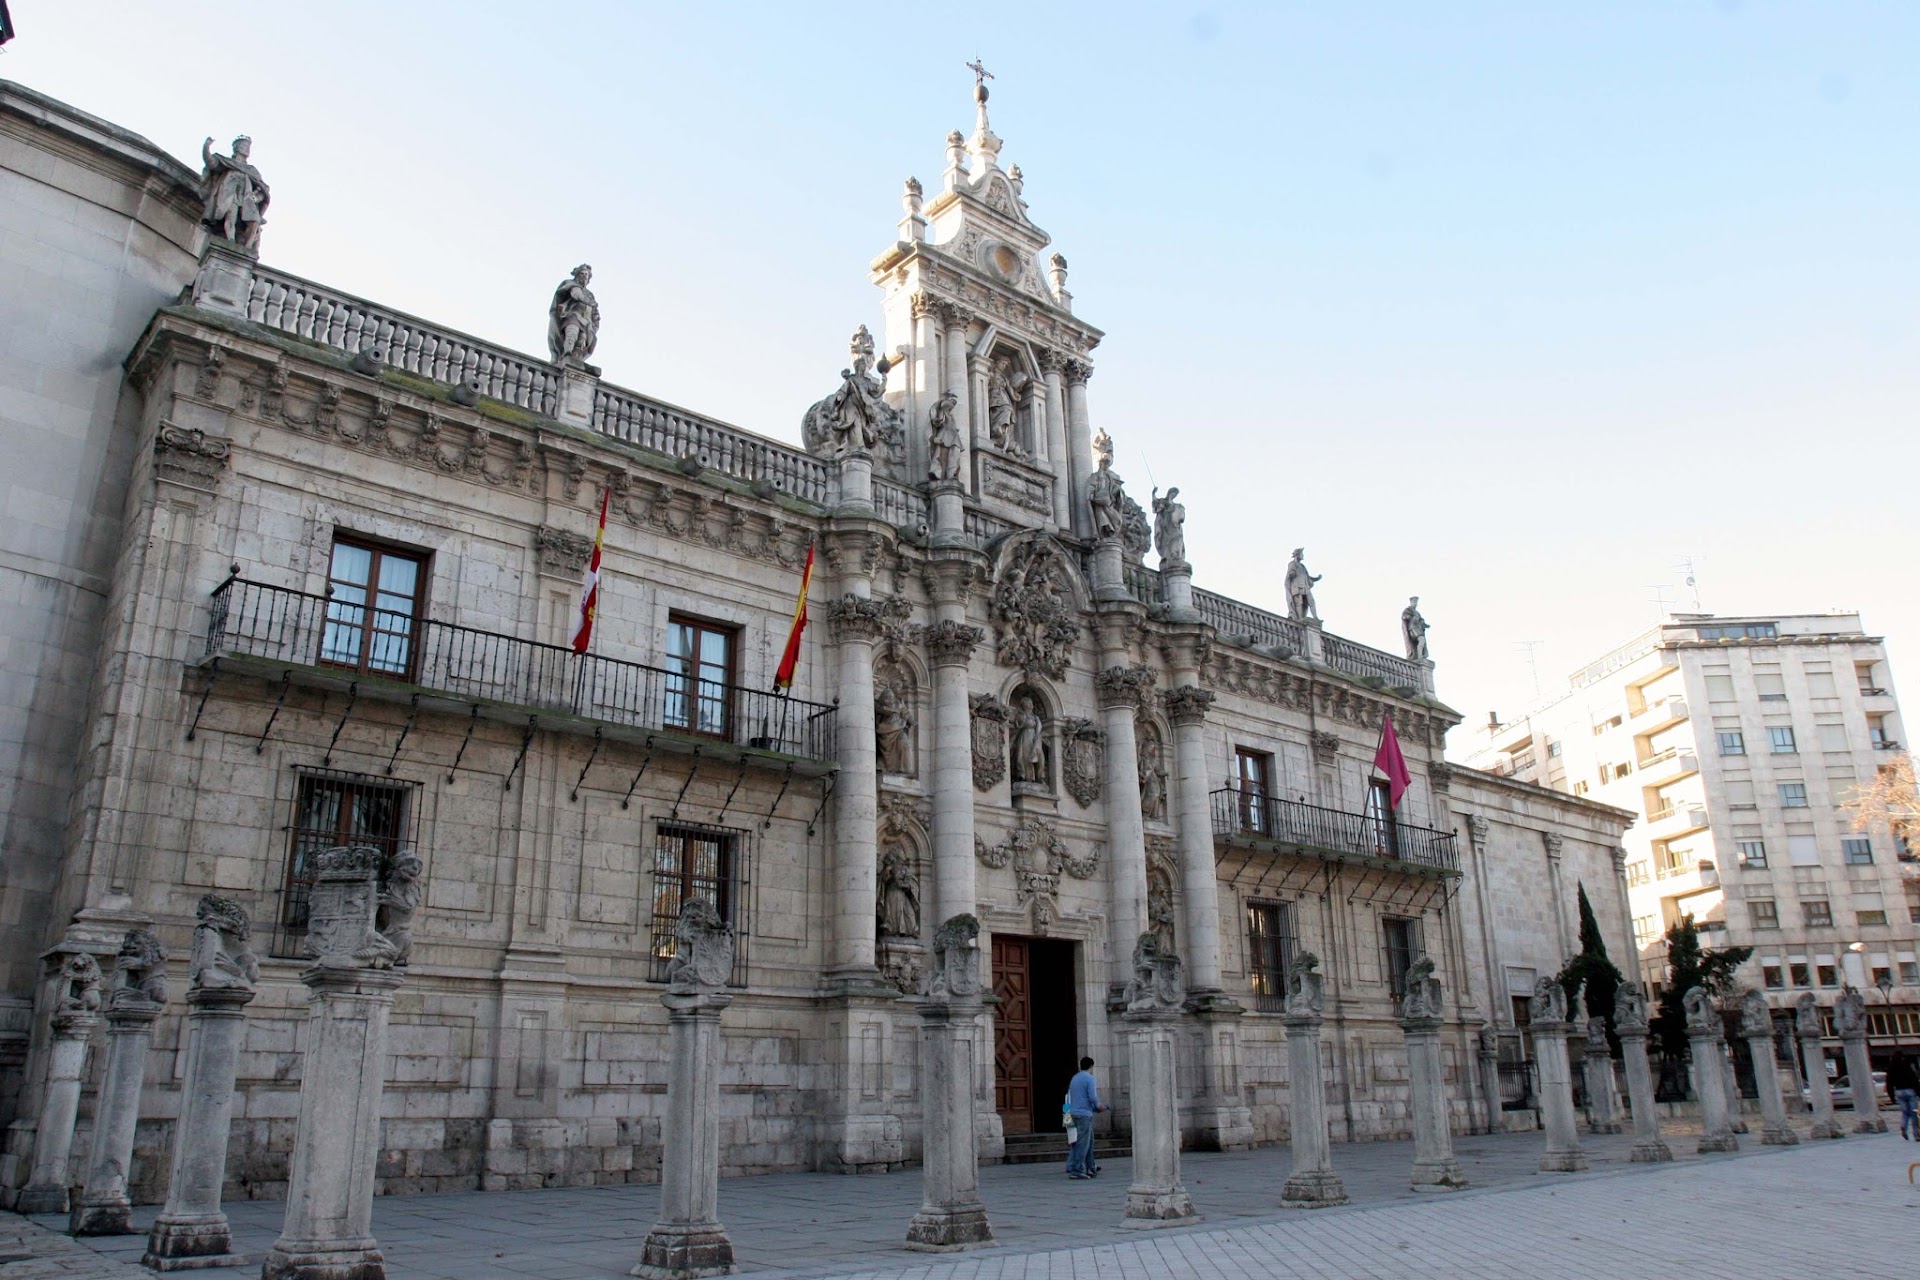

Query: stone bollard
[[1796, 992, 1845, 1141], [1279, 954, 1346, 1208], [1118, 935, 1197, 1227], [1529, 977, 1587, 1173], [1683, 987, 1738, 1153], [1834, 987, 1886, 1135], [904, 916, 995, 1252], [17, 951, 104, 1214], [1580, 1016, 1625, 1135], [1738, 990, 1797, 1147], [263, 845, 409, 1280], [1399, 959, 1466, 1191], [1613, 984, 1672, 1162], [1476, 1026, 1503, 1135], [72, 929, 170, 1235], [636, 900, 738, 1279], [145, 897, 261, 1269]]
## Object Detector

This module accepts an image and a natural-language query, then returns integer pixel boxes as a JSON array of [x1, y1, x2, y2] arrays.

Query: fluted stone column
[[16, 981, 101, 1215], [1400, 965, 1467, 1191], [637, 903, 737, 1280], [906, 916, 994, 1253], [1279, 956, 1345, 1208], [1162, 685, 1220, 994], [1613, 985, 1672, 1162], [263, 847, 406, 1280], [1796, 993, 1845, 1141], [1579, 1018, 1624, 1136], [1476, 1028, 1504, 1135], [1096, 662, 1155, 995], [1683, 987, 1738, 1154], [71, 999, 163, 1234], [1739, 991, 1797, 1146], [1530, 979, 1587, 1173], [1835, 987, 1886, 1134], [1063, 361, 1094, 538]]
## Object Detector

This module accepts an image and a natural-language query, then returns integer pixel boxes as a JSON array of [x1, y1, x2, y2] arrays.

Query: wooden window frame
[[1235, 748, 1274, 835], [321, 534, 429, 681], [665, 613, 739, 742]]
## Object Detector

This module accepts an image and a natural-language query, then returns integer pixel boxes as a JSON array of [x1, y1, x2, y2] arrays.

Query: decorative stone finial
[[54, 952, 103, 1019], [1614, 981, 1649, 1034], [547, 265, 600, 369], [189, 894, 260, 994], [1834, 985, 1868, 1037], [304, 845, 398, 969], [1530, 975, 1568, 1024], [665, 897, 735, 990], [1738, 988, 1772, 1039], [1681, 985, 1720, 1036], [109, 929, 169, 1010], [199, 135, 270, 253], [1794, 990, 1822, 1037]]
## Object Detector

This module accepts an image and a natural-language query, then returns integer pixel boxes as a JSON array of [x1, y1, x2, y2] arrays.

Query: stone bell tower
[[869, 70, 1102, 538]]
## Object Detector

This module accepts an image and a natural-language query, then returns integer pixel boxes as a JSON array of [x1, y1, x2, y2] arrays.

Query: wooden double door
[[991, 935, 1079, 1135]]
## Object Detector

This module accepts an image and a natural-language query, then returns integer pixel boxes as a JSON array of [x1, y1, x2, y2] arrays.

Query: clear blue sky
[[9, 2, 1916, 737]]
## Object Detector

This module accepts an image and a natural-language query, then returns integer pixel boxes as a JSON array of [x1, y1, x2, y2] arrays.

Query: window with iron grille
[[277, 769, 415, 957], [648, 821, 749, 984], [1382, 916, 1421, 998], [1245, 899, 1294, 1012]]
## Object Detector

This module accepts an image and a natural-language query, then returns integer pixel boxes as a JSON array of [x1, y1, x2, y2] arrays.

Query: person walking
[[1888, 1051, 1919, 1141], [1065, 1056, 1107, 1179]]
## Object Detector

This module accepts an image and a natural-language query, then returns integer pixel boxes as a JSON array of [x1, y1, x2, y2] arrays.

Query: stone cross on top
[[966, 58, 994, 90]]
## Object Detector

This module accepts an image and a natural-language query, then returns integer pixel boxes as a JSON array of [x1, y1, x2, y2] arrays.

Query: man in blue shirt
[[1066, 1056, 1105, 1178]]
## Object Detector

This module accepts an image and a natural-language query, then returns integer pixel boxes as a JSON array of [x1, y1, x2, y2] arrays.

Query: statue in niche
[[802, 324, 902, 458], [874, 683, 914, 775], [547, 265, 601, 368], [1285, 547, 1322, 623], [1145, 857, 1177, 956], [876, 844, 921, 939], [986, 355, 1027, 452], [376, 852, 424, 966], [199, 135, 270, 251], [928, 389, 962, 481], [1402, 596, 1430, 661], [1009, 692, 1048, 786], [1137, 728, 1168, 823], [109, 929, 169, 1009], [1151, 486, 1186, 565], [188, 895, 259, 994]]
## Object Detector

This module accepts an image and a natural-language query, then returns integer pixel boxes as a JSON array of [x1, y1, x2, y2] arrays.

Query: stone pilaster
[[1278, 960, 1345, 1208], [905, 917, 994, 1253], [145, 986, 257, 1268], [15, 1009, 97, 1215], [635, 987, 735, 1278], [70, 1000, 163, 1235], [1613, 995, 1672, 1162], [1120, 1006, 1196, 1226], [1530, 998, 1588, 1172], [1096, 662, 1155, 996]]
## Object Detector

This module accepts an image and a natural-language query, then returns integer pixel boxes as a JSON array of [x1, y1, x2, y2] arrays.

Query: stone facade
[[0, 77, 1633, 1208]]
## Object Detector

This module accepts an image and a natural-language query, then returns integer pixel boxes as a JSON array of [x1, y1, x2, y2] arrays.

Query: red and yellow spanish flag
[[570, 487, 610, 655], [773, 542, 815, 691]]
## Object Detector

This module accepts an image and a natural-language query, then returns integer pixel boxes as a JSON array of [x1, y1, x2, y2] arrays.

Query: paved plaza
[[10, 1126, 1914, 1279]]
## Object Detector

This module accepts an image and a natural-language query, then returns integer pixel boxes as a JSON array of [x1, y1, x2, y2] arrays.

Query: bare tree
[[1843, 750, 1919, 852]]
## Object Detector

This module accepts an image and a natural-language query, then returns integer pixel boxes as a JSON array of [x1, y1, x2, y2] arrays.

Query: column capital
[[934, 300, 971, 330], [1035, 348, 1067, 375], [1161, 685, 1215, 727], [1544, 831, 1565, 861], [1062, 359, 1093, 387], [1096, 665, 1157, 711], [909, 290, 939, 320], [925, 620, 985, 667], [826, 592, 909, 644], [1465, 812, 1490, 851]]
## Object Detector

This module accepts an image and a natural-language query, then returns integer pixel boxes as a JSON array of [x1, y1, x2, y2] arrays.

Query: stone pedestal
[[16, 1010, 98, 1215], [1279, 1003, 1345, 1208], [905, 991, 994, 1251], [1616, 1026, 1672, 1163], [556, 368, 597, 428], [1158, 560, 1197, 619], [1688, 1030, 1739, 1153], [1401, 1014, 1466, 1191], [1840, 1028, 1886, 1134], [636, 989, 736, 1279], [1186, 998, 1255, 1151], [71, 1001, 163, 1235], [1532, 1019, 1588, 1172], [835, 450, 875, 515], [1091, 537, 1126, 603], [190, 240, 258, 318], [146, 987, 258, 1268], [1476, 1032, 1503, 1135], [928, 481, 966, 547], [1744, 1032, 1798, 1146], [1120, 1008, 1196, 1226], [1581, 1045, 1625, 1135]]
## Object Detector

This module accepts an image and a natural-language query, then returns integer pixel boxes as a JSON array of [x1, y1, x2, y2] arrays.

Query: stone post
[[556, 368, 597, 428], [1738, 991, 1797, 1146], [1613, 985, 1672, 1162], [1476, 1027, 1504, 1136], [1063, 361, 1094, 538], [1529, 978, 1588, 1172], [1796, 992, 1845, 1140], [263, 845, 407, 1280], [1721, 1040, 1749, 1134], [1399, 961, 1467, 1191], [1096, 662, 1154, 996], [1683, 986, 1738, 1153], [636, 901, 737, 1280], [1279, 955, 1346, 1208], [146, 896, 261, 1269], [905, 916, 995, 1253], [1579, 1017, 1624, 1135], [1119, 937, 1197, 1226], [928, 480, 965, 546], [72, 929, 170, 1235], [189, 239, 258, 318], [16, 952, 103, 1215], [1834, 986, 1886, 1134]]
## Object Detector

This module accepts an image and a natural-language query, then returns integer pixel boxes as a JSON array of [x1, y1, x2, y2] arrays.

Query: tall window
[[1717, 731, 1746, 756], [665, 615, 736, 740], [1245, 900, 1295, 1012], [1382, 916, 1421, 997], [1767, 726, 1797, 755], [1235, 748, 1274, 835], [280, 770, 411, 949], [648, 822, 745, 984], [1633, 915, 1658, 946], [1364, 778, 1399, 858], [322, 538, 426, 678]]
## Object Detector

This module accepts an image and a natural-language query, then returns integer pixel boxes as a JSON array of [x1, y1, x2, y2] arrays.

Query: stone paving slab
[[20, 1126, 1920, 1278]]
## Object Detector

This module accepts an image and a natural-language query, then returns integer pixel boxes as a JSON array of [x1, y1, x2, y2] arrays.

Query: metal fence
[[1210, 788, 1459, 871]]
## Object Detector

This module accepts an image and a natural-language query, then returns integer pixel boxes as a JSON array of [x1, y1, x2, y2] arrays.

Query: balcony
[[1646, 803, 1710, 835], [202, 576, 837, 771], [1633, 697, 1689, 732], [1636, 748, 1699, 781], [1211, 789, 1459, 875]]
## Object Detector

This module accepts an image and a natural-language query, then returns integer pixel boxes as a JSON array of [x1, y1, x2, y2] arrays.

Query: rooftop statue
[[928, 389, 962, 481], [1402, 596, 1430, 661], [802, 325, 903, 459], [1151, 486, 1185, 565], [199, 135, 269, 252], [1285, 548, 1321, 623], [1087, 439, 1124, 541], [547, 265, 600, 368]]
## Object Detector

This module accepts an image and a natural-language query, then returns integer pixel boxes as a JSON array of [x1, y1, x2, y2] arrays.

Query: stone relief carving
[[874, 675, 915, 776], [376, 852, 423, 966], [153, 423, 232, 487], [1530, 975, 1567, 1025], [1834, 986, 1867, 1038], [189, 895, 260, 995], [1145, 836, 1178, 956], [877, 843, 922, 940], [1794, 990, 1822, 1037], [1400, 956, 1443, 1022], [109, 929, 169, 1010], [1119, 492, 1150, 564], [1059, 717, 1104, 807], [928, 388, 962, 481], [825, 593, 910, 644], [1008, 692, 1050, 788], [925, 914, 983, 1000], [1402, 596, 1430, 662], [1125, 932, 1185, 1012], [989, 537, 1080, 679], [801, 325, 904, 461], [547, 265, 600, 369], [1584, 1016, 1609, 1052], [534, 526, 594, 577], [1738, 989, 1772, 1040], [1681, 986, 1719, 1036], [665, 897, 735, 990], [303, 844, 397, 969], [975, 819, 1099, 935], [1137, 722, 1168, 823], [199, 135, 269, 251], [53, 952, 102, 1020], [1150, 487, 1186, 565], [1285, 548, 1322, 623], [1309, 730, 1340, 762], [1284, 951, 1325, 1018], [1614, 982, 1650, 1034], [969, 694, 1008, 790]]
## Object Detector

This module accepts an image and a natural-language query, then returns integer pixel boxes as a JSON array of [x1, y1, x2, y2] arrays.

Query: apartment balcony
[[1646, 802, 1710, 836], [1211, 789, 1459, 876], [1633, 696, 1689, 733], [1636, 748, 1700, 782], [200, 576, 837, 772]]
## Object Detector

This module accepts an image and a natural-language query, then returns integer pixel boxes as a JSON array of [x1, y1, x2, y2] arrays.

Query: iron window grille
[[1382, 916, 1422, 998], [275, 767, 418, 958], [648, 820, 750, 986], [1245, 899, 1295, 1012]]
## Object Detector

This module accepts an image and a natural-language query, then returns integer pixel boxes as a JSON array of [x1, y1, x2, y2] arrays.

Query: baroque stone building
[[0, 76, 1632, 1204]]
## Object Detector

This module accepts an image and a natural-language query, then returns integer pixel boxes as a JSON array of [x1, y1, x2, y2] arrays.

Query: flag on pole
[[773, 542, 815, 691], [1372, 708, 1412, 809], [570, 486, 610, 655]]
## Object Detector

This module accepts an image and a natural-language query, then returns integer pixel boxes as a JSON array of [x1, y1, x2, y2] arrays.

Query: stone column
[[1278, 956, 1346, 1208], [1739, 991, 1797, 1146], [1399, 964, 1467, 1191], [1579, 1018, 1624, 1135], [1119, 938, 1197, 1226], [72, 942, 167, 1236], [263, 846, 407, 1280], [1161, 684, 1220, 993], [1476, 1027, 1504, 1135], [923, 571, 984, 926], [905, 916, 995, 1253], [1613, 985, 1672, 1162], [1835, 987, 1886, 1134], [1063, 361, 1094, 538], [938, 304, 971, 489], [637, 902, 737, 1280], [1039, 353, 1070, 529], [1683, 987, 1738, 1153], [1721, 1040, 1749, 1134], [967, 354, 989, 455], [16, 955, 103, 1215], [1529, 979, 1587, 1172], [824, 586, 890, 977], [1097, 661, 1155, 995], [1796, 993, 1845, 1141]]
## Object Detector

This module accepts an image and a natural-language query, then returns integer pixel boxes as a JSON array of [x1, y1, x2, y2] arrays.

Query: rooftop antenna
[[1646, 583, 1673, 620], [1514, 640, 1544, 699], [1674, 554, 1703, 612]]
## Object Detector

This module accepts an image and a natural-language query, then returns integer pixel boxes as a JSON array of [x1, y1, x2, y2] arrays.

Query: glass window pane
[[329, 543, 372, 586], [377, 555, 417, 595]]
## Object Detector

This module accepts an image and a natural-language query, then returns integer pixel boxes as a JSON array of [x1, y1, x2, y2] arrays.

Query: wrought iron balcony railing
[[1210, 788, 1459, 873], [205, 577, 836, 762]]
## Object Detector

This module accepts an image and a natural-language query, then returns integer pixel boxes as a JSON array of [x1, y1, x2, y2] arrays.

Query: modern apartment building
[[1463, 613, 1917, 1065]]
